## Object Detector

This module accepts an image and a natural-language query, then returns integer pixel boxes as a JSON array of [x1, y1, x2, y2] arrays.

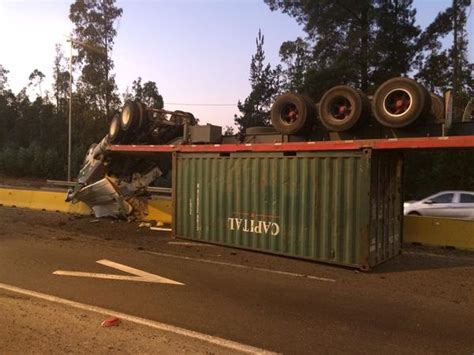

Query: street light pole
[[68, 39, 73, 182], [65, 34, 107, 181]]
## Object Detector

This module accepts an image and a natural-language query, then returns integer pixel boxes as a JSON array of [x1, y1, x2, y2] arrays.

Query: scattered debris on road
[[150, 226, 172, 232], [101, 317, 121, 327]]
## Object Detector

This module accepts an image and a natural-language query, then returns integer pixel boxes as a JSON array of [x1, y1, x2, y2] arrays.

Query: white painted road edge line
[[0, 282, 275, 355], [145, 251, 336, 283]]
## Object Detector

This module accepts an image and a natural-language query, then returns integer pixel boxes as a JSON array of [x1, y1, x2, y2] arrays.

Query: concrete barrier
[[1, 187, 471, 248], [404, 215, 474, 251], [0, 187, 172, 225], [0, 187, 91, 215], [143, 196, 172, 225]]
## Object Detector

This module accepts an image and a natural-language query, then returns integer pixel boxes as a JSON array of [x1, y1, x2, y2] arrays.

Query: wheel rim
[[109, 117, 119, 137], [280, 103, 299, 125], [382, 89, 413, 118], [121, 105, 131, 126], [329, 97, 352, 121]]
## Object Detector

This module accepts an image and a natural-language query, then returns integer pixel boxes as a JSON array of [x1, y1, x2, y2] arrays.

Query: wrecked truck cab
[[67, 101, 208, 220], [66, 135, 110, 203], [72, 177, 133, 218]]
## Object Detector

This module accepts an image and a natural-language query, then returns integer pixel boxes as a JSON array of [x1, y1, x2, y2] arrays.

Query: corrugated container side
[[174, 150, 401, 269], [368, 151, 403, 266]]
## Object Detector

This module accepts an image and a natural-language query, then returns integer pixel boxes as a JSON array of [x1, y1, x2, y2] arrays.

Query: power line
[[165, 102, 236, 107]]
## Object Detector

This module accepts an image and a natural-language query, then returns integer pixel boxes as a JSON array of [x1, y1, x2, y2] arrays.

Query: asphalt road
[[0, 207, 473, 354]]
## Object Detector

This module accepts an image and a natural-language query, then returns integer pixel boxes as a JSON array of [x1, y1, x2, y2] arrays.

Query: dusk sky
[[0, 0, 472, 128]]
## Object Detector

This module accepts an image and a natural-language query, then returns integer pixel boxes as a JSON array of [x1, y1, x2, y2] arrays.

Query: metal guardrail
[[46, 180, 76, 187], [146, 187, 172, 195], [46, 180, 172, 195]]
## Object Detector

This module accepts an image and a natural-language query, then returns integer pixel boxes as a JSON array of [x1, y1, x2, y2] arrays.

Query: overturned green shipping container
[[174, 149, 402, 269]]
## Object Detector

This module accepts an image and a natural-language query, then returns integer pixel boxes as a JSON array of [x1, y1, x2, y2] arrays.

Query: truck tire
[[108, 113, 124, 144], [372, 77, 431, 128], [271, 93, 315, 135], [430, 93, 444, 122], [170, 110, 196, 125], [318, 85, 370, 131], [120, 100, 140, 131], [137, 102, 149, 129]]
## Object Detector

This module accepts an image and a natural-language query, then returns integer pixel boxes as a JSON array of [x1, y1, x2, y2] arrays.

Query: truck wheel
[[120, 100, 140, 131], [318, 85, 369, 131], [430, 93, 444, 122], [137, 102, 149, 129], [108, 113, 124, 144], [170, 110, 196, 125], [372, 77, 431, 128], [271, 93, 315, 135]]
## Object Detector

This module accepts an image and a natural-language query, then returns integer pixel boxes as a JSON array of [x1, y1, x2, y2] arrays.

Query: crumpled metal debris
[[66, 137, 164, 220], [125, 196, 149, 221], [74, 177, 132, 218], [138, 222, 152, 228]]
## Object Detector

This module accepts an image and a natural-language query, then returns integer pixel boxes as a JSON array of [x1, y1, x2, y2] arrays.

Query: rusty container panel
[[174, 150, 402, 269]]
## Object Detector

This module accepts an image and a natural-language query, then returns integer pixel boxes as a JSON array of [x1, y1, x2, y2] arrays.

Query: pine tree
[[450, 0, 473, 109], [416, 0, 473, 107], [279, 37, 312, 92], [371, 0, 420, 86], [266, 0, 374, 94], [266, 0, 420, 97], [234, 30, 280, 136], [416, 49, 451, 94]]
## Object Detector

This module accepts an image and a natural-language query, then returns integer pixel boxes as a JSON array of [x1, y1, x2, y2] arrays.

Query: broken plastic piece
[[101, 317, 121, 327]]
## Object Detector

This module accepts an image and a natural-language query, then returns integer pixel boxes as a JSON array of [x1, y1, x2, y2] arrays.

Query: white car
[[404, 191, 474, 219]]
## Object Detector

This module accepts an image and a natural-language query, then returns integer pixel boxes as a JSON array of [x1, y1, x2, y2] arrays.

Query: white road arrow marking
[[53, 259, 184, 285]]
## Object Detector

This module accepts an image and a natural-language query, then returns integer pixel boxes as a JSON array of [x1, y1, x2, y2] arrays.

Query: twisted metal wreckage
[[66, 77, 474, 221]]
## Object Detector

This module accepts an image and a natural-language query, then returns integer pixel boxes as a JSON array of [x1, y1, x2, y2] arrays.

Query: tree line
[[235, 0, 473, 133], [0, 0, 163, 180], [0, 0, 472, 197]]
